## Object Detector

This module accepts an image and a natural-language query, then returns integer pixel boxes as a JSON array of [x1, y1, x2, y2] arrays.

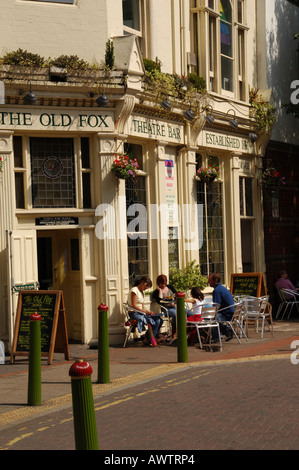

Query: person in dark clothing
[[152, 274, 177, 337], [208, 273, 235, 341]]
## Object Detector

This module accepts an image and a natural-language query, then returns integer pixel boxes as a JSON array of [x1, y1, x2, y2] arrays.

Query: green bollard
[[176, 292, 188, 363], [69, 359, 99, 450], [28, 312, 42, 406], [97, 304, 110, 384]]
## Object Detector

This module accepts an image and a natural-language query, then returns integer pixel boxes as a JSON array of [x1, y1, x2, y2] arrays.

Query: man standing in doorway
[[208, 273, 235, 341]]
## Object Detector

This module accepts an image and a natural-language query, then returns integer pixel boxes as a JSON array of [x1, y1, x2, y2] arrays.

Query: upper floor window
[[122, 0, 148, 55], [220, 0, 233, 92], [123, 0, 141, 34], [190, 0, 247, 101]]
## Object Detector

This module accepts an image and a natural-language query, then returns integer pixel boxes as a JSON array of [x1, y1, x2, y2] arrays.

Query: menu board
[[230, 273, 267, 298], [11, 290, 69, 364]]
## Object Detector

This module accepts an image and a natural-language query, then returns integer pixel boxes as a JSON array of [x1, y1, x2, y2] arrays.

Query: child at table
[[185, 287, 206, 345], [185, 287, 205, 318]]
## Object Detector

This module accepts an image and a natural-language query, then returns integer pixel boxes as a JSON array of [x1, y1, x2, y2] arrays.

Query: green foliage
[[143, 58, 206, 110], [249, 87, 276, 133], [105, 39, 115, 70], [187, 73, 206, 93], [2, 48, 45, 67], [49, 54, 89, 70], [145, 68, 178, 103], [0, 49, 98, 71], [143, 57, 161, 74], [169, 261, 207, 293]]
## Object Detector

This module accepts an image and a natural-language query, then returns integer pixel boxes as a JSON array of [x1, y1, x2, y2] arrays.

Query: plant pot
[[199, 175, 216, 184]]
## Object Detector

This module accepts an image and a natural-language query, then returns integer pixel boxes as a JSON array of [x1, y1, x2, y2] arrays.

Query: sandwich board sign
[[10, 290, 69, 365]]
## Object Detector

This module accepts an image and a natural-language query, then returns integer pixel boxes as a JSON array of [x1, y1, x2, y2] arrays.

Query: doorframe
[[36, 227, 83, 342]]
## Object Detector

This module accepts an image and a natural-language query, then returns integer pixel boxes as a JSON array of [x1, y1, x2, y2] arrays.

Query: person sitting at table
[[185, 287, 205, 317], [208, 273, 235, 342], [152, 274, 177, 338], [185, 287, 206, 344], [128, 276, 163, 347], [275, 271, 298, 292]]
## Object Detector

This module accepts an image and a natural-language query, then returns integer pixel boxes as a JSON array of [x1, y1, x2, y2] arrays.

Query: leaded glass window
[[125, 143, 148, 287], [196, 154, 224, 279], [30, 137, 75, 208]]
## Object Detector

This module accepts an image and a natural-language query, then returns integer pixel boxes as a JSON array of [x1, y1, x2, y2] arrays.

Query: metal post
[[27, 313, 42, 406], [69, 359, 98, 450], [97, 304, 110, 384], [176, 292, 188, 363]]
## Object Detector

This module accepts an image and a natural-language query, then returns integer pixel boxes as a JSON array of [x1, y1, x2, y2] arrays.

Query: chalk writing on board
[[16, 293, 57, 353]]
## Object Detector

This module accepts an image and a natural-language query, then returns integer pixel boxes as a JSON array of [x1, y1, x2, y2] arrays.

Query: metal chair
[[217, 303, 248, 343], [240, 296, 265, 335], [243, 297, 274, 338], [122, 302, 167, 347], [279, 289, 299, 320], [186, 303, 222, 350], [151, 301, 172, 336], [276, 289, 287, 320], [123, 302, 140, 347]]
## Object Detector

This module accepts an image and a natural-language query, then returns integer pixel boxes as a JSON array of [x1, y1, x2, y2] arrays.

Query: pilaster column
[[229, 153, 243, 273], [96, 134, 128, 334]]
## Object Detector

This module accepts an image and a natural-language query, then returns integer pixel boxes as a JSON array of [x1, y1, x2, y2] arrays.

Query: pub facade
[[0, 0, 269, 349]]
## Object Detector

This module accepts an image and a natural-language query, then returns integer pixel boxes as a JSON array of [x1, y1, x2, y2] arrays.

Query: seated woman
[[152, 274, 177, 338], [185, 287, 205, 317], [128, 276, 163, 347]]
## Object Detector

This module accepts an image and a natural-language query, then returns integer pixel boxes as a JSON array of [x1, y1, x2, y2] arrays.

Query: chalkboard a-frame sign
[[10, 290, 70, 365], [230, 273, 267, 298]]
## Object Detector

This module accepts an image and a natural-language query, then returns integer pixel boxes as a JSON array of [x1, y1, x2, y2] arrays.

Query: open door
[[7, 230, 39, 349], [37, 229, 82, 342]]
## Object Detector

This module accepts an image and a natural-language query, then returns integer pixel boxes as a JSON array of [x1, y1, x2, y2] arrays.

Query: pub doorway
[[37, 229, 82, 342]]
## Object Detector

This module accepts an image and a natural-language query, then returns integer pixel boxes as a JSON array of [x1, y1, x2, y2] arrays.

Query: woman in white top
[[186, 287, 205, 316], [127, 276, 163, 346]]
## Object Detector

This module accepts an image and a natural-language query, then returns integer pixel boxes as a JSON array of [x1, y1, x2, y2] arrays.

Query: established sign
[[201, 130, 255, 154], [0, 107, 114, 132]]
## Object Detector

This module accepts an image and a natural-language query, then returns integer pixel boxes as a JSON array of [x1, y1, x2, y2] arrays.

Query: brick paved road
[[0, 357, 298, 451]]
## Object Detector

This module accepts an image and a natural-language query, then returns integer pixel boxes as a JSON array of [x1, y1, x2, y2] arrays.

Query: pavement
[[1, 318, 299, 429]]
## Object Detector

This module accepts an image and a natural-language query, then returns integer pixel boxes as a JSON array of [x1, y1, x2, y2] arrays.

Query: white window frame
[[190, 0, 248, 101]]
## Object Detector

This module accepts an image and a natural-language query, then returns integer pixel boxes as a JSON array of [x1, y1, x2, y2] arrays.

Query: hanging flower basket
[[197, 165, 219, 183], [262, 167, 286, 190], [110, 154, 139, 180]]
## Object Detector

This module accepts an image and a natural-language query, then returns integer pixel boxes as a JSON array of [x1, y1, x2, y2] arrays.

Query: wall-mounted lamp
[[96, 93, 110, 107], [204, 106, 215, 125], [160, 97, 172, 111], [226, 109, 239, 129], [183, 108, 195, 121], [249, 132, 258, 143], [23, 81, 38, 105]]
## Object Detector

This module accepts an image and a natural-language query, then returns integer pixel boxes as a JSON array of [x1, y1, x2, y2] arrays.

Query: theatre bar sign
[[130, 115, 184, 144], [0, 107, 114, 132]]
